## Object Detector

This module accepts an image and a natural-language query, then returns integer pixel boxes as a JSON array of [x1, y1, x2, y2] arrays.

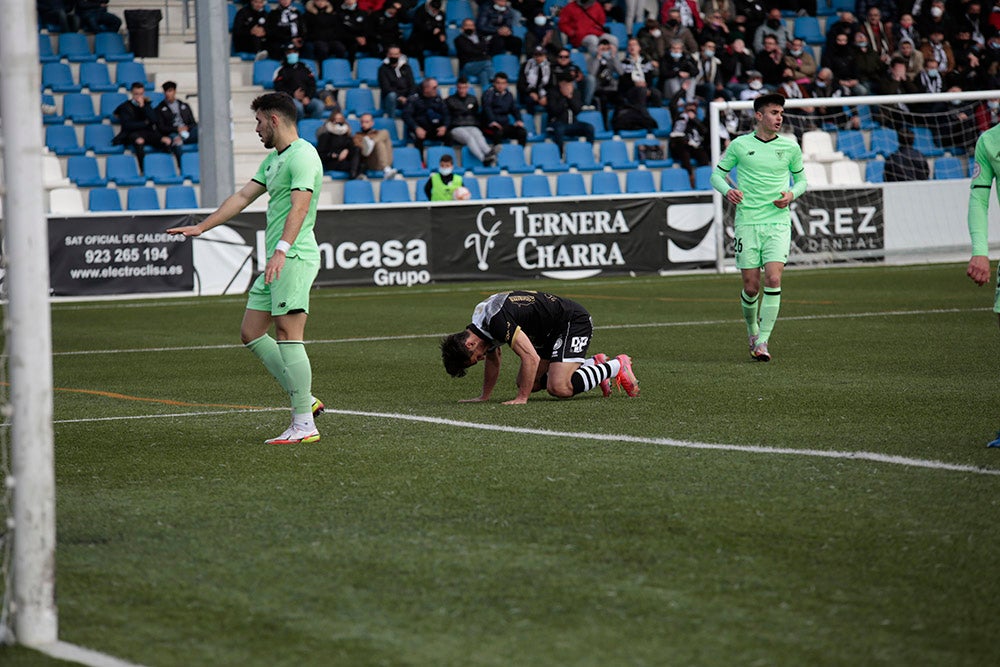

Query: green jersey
[[711, 132, 806, 227], [253, 138, 323, 261], [968, 123, 1000, 256]]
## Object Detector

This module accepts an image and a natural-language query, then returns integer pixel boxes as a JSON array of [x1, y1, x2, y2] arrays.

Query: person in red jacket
[[558, 0, 619, 56]]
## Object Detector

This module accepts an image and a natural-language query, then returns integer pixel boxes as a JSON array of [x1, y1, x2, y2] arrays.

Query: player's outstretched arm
[[504, 331, 539, 405], [167, 181, 266, 236], [460, 347, 502, 403]]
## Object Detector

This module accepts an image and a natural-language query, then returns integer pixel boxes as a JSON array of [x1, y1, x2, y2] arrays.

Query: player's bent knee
[[546, 382, 575, 399]]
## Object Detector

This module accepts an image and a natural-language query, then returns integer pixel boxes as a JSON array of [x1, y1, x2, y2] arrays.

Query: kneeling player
[[440, 291, 639, 404]]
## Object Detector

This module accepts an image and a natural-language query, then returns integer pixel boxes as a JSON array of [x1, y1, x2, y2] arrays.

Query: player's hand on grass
[[459, 396, 490, 403], [773, 191, 793, 208], [166, 225, 202, 237], [502, 397, 528, 405], [967, 255, 992, 286]]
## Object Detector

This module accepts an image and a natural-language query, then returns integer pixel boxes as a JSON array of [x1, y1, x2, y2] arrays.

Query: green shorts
[[246, 255, 320, 316], [733, 225, 791, 270]]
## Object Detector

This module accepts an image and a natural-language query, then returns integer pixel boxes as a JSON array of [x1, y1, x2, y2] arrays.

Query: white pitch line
[[52, 406, 1000, 477], [49, 307, 986, 356], [34, 641, 147, 667]]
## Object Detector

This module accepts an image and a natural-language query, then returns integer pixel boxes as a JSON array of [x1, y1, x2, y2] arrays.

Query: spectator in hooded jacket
[[476, 0, 523, 55], [378, 44, 418, 116]]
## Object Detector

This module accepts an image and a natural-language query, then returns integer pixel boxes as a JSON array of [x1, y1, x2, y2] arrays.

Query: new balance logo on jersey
[[747, 151, 755, 156], [569, 336, 589, 354]]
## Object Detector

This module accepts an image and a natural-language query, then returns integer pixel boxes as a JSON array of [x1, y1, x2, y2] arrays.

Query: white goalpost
[[708, 89, 999, 272]]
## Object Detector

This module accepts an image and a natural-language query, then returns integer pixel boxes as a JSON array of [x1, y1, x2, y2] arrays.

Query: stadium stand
[[164, 185, 199, 209], [105, 154, 147, 186], [591, 171, 621, 195], [520, 174, 552, 198], [62, 93, 101, 124], [565, 142, 601, 171], [486, 175, 516, 199], [555, 173, 586, 197], [84, 123, 124, 154], [379, 179, 412, 203], [94, 32, 133, 62], [625, 170, 656, 194], [67, 155, 108, 187], [49, 187, 86, 214], [344, 180, 376, 204], [933, 157, 965, 180], [45, 125, 86, 155], [530, 142, 569, 173], [127, 187, 160, 210], [143, 154, 184, 185], [82, 62, 122, 93], [497, 144, 533, 174], [89, 188, 123, 212]]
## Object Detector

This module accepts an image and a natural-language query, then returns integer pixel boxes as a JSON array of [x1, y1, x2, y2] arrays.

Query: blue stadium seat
[[633, 139, 673, 168], [45, 125, 86, 155], [344, 180, 376, 203], [426, 146, 455, 169], [321, 58, 358, 88], [933, 156, 964, 180], [58, 32, 97, 62], [392, 146, 430, 177], [99, 91, 128, 119], [380, 179, 412, 203], [908, 126, 945, 157], [252, 59, 281, 88], [570, 52, 588, 72], [605, 22, 629, 47], [67, 155, 108, 187], [298, 118, 325, 146], [521, 110, 547, 143], [445, 26, 461, 58], [62, 93, 101, 124], [356, 57, 381, 86], [497, 143, 534, 174], [521, 174, 552, 198], [424, 56, 457, 85], [446, 0, 474, 24], [492, 54, 521, 81], [39, 34, 59, 63], [529, 142, 569, 173], [694, 165, 714, 190], [865, 159, 884, 183], [344, 88, 376, 116], [486, 175, 517, 199], [41, 93, 65, 124], [180, 151, 200, 183], [461, 176, 481, 199], [556, 172, 586, 196], [371, 116, 403, 146], [625, 170, 656, 194], [80, 62, 120, 92], [164, 185, 199, 209], [42, 62, 81, 93], [84, 123, 124, 154], [648, 107, 673, 137], [599, 140, 639, 169], [793, 16, 825, 44], [88, 188, 122, 212], [577, 110, 613, 140], [143, 153, 184, 185], [409, 58, 423, 83], [660, 168, 691, 192], [835, 130, 875, 160], [127, 187, 160, 210], [855, 104, 879, 130], [461, 145, 501, 175], [105, 154, 147, 186], [115, 61, 152, 90], [591, 171, 621, 195], [565, 141, 601, 171], [870, 127, 898, 157], [94, 32, 133, 62]]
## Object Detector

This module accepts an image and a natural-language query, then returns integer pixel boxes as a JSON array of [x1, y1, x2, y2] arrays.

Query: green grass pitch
[[2, 263, 999, 667]]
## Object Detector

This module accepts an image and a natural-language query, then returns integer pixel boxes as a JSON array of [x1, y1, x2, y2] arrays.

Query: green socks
[[758, 287, 782, 344], [246, 334, 290, 392], [246, 334, 313, 415], [741, 290, 760, 337]]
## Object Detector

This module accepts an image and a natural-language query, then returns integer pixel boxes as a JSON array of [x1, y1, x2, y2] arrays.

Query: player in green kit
[[965, 122, 1000, 447], [168, 93, 326, 445], [710, 93, 807, 362]]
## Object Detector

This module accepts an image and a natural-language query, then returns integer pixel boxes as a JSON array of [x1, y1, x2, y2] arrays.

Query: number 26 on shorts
[[733, 237, 743, 253]]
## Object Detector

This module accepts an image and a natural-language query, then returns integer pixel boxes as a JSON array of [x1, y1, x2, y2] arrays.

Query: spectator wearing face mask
[[822, 30, 869, 95], [753, 7, 789, 53], [334, 0, 373, 61], [636, 19, 671, 61], [274, 45, 327, 119], [852, 29, 886, 93], [921, 28, 955, 76], [980, 32, 1000, 89], [519, 47, 553, 113], [317, 111, 362, 177], [739, 69, 765, 101], [476, 0, 523, 56], [369, 1, 404, 58], [455, 18, 497, 83], [525, 10, 561, 57], [408, 0, 449, 60], [659, 38, 698, 99], [588, 38, 623, 125], [892, 38, 924, 80], [784, 38, 817, 86], [659, 9, 699, 54], [425, 154, 464, 201], [267, 0, 307, 59], [378, 45, 417, 116], [659, 0, 704, 31], [694, 40, 727, 101], [918, 0, 956, 43]]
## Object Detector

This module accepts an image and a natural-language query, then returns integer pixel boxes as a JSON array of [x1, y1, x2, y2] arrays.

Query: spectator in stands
[[548, 76, 595, 151], [407, 0, 449, 60], [601, 0, 626, 24], [553, 47, 595, 107], [950, 27, 985, 89], [753, 33, 786, 91], [694, 40, 727, 101], [619, 37, 662, 104], [921, 27, 955, 77], [266, 0, 306, 58], [915, 57, 946, 97], [403, 78, 450, 154], [660, 8, 699, 54], [316, 110, 362, 177], [636, 19, 671, 61], [720, 36, 755, 97], [233, 0, 269, 58], [624, 0, 661, 34], [611, 76, 659, 132], [357, 0, 386, 12], [378, 45, 417, 116], [855, 0, 898, 26], [823, 31, 869, 95], [274, 44, 326, 119], [481, 72, 528, 145], [660, 0, 704, 32], [884, 129, 930, 181], [335, 0, 373, 61], [425, 154, 464, 201], [739, 68, 765, 100], [369, 1, 404, 57], [476, 0, 523, 56], [353, 112, 396, 177], [660, 38, 698, 98], [918, 0, 955, 42], [154, 81, 198, 165], [37, 0, 78, 33], [667, 94, 710, 187], [304, 0, 349, 62], [76, 0, 121, 34], [753, 7, 789, 53], [701, 0, 736, 22], [455, 18, 496, 84], [519, 46, 553, 113], [726, 10, 753, 45], [826, 10, 861, 51], [784, 37, 817, 87], [880, 55, 920, 95], [700, 10, 732, 46], [112, 82, 167, 174], [447, 77, 498, 167], [975, 97, 1000, 132], [524, 7, 562, 56], [893, 12, 920, 47], [859, 6, 896, 64], [980, 30, 1000, 89], [590, 38, 623, 125], [941, 84, 979, 151], [560, 0, 619, 56], [893, 37, 924, 79], [853, 28, 888, 93], [960, 1, 986, 46]]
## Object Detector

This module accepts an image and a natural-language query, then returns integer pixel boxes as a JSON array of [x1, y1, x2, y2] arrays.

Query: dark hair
[[441, 331, 472, 377], [456, 76, 469, 84], [251, 92, 299, 124], [161, 81, 177, 92], [753, 93, 785, 113], [439, 154, 453, 164], [130, 81, 145, 91], [494, 72, 509, 82]]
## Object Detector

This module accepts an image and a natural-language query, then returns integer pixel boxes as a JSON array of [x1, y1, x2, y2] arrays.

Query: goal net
[[707, 89, 996, 271]]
